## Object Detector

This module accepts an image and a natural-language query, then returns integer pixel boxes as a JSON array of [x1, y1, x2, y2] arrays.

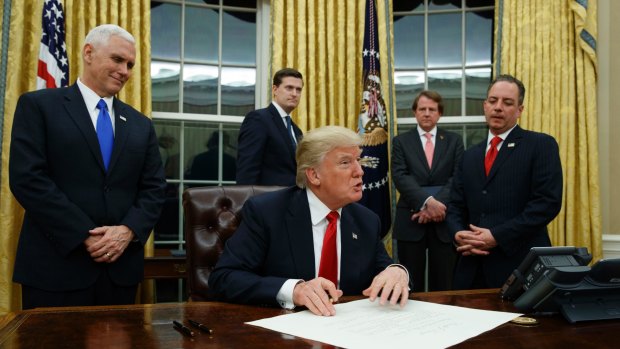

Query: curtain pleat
[[496, 0, 602, 261]]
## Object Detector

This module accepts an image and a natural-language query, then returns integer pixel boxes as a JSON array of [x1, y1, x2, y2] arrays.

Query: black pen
[[172, 320, 195, 337], [188, 319, 214, 334]]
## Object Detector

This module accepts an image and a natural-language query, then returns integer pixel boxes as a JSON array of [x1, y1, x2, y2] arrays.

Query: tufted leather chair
[[182, 185, 284, 301]]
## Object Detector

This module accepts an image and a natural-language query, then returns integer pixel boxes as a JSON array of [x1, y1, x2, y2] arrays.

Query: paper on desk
[[247, 299, 521, 349]]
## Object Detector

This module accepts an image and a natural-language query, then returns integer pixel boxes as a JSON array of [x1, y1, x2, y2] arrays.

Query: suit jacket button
[[104, 186, 110, 192], [482, 190, 487, 194]]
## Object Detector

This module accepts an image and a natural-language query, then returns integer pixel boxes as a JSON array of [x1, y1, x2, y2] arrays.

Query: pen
[[172, 320, 195, 337], [188, 319, 214, 334]]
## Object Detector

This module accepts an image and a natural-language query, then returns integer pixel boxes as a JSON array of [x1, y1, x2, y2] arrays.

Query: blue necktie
[[96, 99, 114, 171], [285, 115, 296, 149]]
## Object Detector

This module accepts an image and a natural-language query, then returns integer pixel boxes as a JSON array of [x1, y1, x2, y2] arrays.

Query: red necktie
[[484, 136, 502, 176], [318, 211, 339, 285], [424, 133, 434, 168]]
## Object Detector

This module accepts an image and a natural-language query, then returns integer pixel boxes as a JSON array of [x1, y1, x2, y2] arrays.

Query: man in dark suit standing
[[9, 24, 166, 309], [447, 75, 563, 289], [235, 68, 304, 186], [392, 91, 464, 292], [210, 126, 409, 316]]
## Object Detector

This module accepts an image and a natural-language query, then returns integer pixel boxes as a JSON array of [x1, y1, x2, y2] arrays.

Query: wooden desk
[[0, 289, 616, 348]]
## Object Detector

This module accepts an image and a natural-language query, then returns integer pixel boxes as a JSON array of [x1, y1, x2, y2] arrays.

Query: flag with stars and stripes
[[37, 0, 69, 89], [357, 0, 391, 238]]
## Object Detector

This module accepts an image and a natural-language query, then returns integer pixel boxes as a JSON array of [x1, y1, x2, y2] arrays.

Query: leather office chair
[[183, 185, 284, 301]]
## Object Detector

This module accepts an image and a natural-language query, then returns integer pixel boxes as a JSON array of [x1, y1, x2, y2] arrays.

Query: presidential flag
[[37, 0, 69, 89], [357, 0, 391, 238]]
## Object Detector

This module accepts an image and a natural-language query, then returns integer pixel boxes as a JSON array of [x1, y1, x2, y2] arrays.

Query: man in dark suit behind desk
[[392, 90, 464, 292], [446, 74, 563, 289], [210, 126, 410, 316], [235, 68, 304, 186], [9, 24, 166, 309]]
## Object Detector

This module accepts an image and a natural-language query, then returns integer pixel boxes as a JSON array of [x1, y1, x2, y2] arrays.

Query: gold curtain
[[270, 0, 395, 132], [495, 0, 602, 261], [0, 0, 152, 315], [270, 0, 396, 255]]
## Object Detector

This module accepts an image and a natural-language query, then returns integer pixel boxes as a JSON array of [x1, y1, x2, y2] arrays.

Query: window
[[393, 0, 494, 148], [150, 0, 265, 301]]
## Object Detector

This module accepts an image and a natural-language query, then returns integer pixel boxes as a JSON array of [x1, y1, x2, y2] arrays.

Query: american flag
[[357, 0, 391, 238], [37, 0, 69, 89]]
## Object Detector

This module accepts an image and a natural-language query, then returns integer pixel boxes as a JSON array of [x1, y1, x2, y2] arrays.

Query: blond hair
[[296, 126, 362, 188]]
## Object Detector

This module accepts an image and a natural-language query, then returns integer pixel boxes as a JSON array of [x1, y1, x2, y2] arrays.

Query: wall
[[598, 0, 620, 258]]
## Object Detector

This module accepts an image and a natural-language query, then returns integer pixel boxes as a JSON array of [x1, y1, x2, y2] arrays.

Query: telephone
[[500, 246, 620, 323]]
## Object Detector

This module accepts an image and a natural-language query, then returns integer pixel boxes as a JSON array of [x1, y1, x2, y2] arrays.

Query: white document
[[247, 299, 521, 349]]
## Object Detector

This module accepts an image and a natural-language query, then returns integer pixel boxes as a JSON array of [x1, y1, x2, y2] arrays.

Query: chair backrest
[[182, 185, 284, 301]]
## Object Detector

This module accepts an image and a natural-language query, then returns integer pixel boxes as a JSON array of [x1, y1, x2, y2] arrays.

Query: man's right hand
[[292, 278, 343, 316]]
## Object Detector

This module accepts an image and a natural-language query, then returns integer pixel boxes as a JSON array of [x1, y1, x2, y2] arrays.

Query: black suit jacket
[[235, 103, 302, 186], [446, 125, 563, 288], [391, 128, 464, 242], [9, 84, 166, 291], [208, 186, 393, 306]]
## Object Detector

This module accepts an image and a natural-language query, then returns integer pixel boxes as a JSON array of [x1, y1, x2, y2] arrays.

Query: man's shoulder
[[247, 186, 300, 206], [343, 202, 379, 221], [114, 99, 151, 124], [20, 85, 71, 102], [437, 127, 462, 139], [511, 127, 558, 148]]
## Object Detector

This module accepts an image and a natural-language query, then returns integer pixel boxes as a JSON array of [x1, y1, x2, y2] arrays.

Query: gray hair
[[84, 24, 135, 48], [296, 125, 362, 188]]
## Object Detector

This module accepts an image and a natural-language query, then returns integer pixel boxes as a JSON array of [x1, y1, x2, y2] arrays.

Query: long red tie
[[485, 136, 502, 176], [318, 211, 339, 286]]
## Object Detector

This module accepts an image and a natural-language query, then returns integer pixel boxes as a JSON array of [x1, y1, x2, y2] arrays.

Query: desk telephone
[[499, 246, 620, 323]]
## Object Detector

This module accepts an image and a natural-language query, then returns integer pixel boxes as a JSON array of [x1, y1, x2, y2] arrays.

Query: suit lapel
[[63, 85, 107, 172], [486, 125, 524, 181], [407, 131, 430, 172], [107, 100, 130, 173], [431, 130, 448, 174], [286, 189, 316, 280], [268, 104, 297, 161], [339, 206, 361, 292]]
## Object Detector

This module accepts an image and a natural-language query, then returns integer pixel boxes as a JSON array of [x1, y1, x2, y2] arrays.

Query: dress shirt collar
[[306, 188, 342, 226], [272, 101, 289, 118], [77, 78, 114, 114], [486, 124, 517, 146], [417, 125, 437, 138]]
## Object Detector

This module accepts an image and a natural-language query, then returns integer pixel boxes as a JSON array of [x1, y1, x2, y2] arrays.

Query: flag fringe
[[361, 127, 388, 147]]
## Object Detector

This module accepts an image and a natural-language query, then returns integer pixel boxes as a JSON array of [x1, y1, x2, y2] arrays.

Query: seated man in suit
[[209, 126, 409, 316]]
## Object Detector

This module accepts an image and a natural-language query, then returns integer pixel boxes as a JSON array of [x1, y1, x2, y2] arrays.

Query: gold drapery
[[270, 0, 396, 254], [270, 0, 395, 132], [495, 0, 602, 261], [0, 0, 153, 315]]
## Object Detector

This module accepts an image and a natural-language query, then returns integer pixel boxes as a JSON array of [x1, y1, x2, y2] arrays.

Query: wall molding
[[603, 234, 620, 259]]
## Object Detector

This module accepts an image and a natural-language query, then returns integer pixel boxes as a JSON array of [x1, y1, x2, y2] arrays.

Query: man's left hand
[[455, 224, 497, 256], [362, 266, 409, 307], [85, 225, 135, 263]]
